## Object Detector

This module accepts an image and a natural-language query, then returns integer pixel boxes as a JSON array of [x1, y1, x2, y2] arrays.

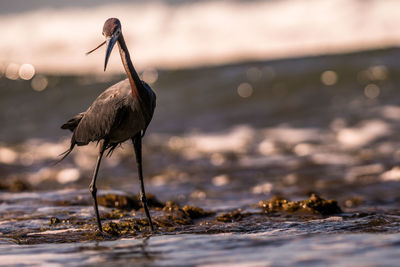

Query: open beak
[[104, 35, 118, 71], [85, 40, 106, 56], [85, 34, 118, 72]]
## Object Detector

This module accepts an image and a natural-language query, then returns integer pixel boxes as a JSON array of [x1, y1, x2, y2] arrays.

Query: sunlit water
[[1, 48, 400, 264], [1, 0, 400, 74]]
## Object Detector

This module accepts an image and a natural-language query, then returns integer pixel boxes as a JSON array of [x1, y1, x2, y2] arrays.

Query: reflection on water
[[1, 231, 400, 266]]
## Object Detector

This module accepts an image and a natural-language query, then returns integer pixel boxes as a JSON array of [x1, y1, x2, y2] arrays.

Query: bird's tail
[[53, 142, 76, 165]]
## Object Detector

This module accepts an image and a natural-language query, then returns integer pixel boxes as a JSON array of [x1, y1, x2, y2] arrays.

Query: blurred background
[[1, 0, 400, 75], [1, 0, 400, 210]]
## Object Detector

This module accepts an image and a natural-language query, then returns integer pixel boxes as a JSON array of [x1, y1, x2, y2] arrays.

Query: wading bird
[[60, 18, 156, 233]]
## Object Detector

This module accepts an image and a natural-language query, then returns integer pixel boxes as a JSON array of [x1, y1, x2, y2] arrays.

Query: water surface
[[1, 48, 400, 265]]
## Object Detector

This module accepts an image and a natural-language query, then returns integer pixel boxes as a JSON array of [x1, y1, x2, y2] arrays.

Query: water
[[1, 233, 400, 266], [0, 46, 400, 265], [1, 0, 400, 74], [2, 0, 400, 261]]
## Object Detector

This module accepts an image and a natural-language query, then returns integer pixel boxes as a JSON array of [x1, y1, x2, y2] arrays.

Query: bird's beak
[[86, 40, 106, 56], [104, 35, 118, 71]]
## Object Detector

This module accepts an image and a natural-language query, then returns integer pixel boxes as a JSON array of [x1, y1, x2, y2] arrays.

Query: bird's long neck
[[117, 33, 143, 100]]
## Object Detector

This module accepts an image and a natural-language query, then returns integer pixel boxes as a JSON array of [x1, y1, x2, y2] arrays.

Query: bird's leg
[[132, 135, 154, 232], [89, 141, 107, 233]]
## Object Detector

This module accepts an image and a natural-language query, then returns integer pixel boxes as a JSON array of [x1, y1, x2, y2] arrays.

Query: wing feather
[[62, 78, 156, 146], [72, 79, 132, 145]]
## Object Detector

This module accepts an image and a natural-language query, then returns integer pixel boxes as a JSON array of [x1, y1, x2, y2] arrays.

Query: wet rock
[[146, 194, 165, 208], [100, 201, 215, 236], [162, 201, 180, 212], [0, 179, 32, 192], [49, 217, 61, 225], [97, 193, 164, 211], [103, 221, 121, 236], [304, 194, 342, 215], [102, 221, 138, 236], [216, 209, 244, 222], [0, 181, 7, 191], [159, 201, 193, 226], [162, 202, 213, 219], [156, 202, 214, 228], [10, 179, 32, 192], [259, 194, 342, 215], [182, 205, 214, 219], [100, 209, 126, 220], [156, 214, 192, 227], [98, 194, 141, 210]]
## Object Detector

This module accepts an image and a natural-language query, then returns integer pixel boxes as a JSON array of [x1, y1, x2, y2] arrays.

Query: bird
[[59, 18, 156, 233]]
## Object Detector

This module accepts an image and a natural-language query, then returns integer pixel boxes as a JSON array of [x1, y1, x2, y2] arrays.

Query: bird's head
[[86, 18, 122, 71]]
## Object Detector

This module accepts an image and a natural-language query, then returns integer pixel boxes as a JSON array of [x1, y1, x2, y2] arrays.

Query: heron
[[59, 18, 156, 233]]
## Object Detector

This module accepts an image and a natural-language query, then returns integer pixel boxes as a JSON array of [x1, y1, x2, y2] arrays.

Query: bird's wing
[[61, 112, 85, 132], [72, 79, 132, 145]]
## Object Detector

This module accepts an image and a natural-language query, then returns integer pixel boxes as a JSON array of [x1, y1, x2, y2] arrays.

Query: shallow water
[[1, 189, 400, 266], [1, 48, 400, 265], [1, 233, 400, 266]]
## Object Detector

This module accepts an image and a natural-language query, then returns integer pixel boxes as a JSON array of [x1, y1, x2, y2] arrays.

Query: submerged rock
[[259, 194, 342, 215]]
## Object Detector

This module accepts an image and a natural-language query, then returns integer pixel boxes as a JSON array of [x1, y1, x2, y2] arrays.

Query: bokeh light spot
[[212, 174, 229, 186], [237, 82, 253, 98], [57, 168, 80, 184], [293, 143, 313, 156], [364, 84, 380, 99], [357, 65, 388, 84], [19, 64, 35, 80], [369, 65, 388, 81], [252, 182, 273, 194], [31, 75, 48, 91], [0, 147, 18, 164], [258, 140, 276, 155], [320, 70, 338, 86], [246, 67, 262, 82], [210, 153, 225, 166], [141, 68, 158, 84], [5, 63, 20, 80]]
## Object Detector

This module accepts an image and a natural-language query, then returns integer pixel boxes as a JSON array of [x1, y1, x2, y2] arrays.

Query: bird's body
[[62, 79, 155, 149], [60, 18, 156, 233]]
